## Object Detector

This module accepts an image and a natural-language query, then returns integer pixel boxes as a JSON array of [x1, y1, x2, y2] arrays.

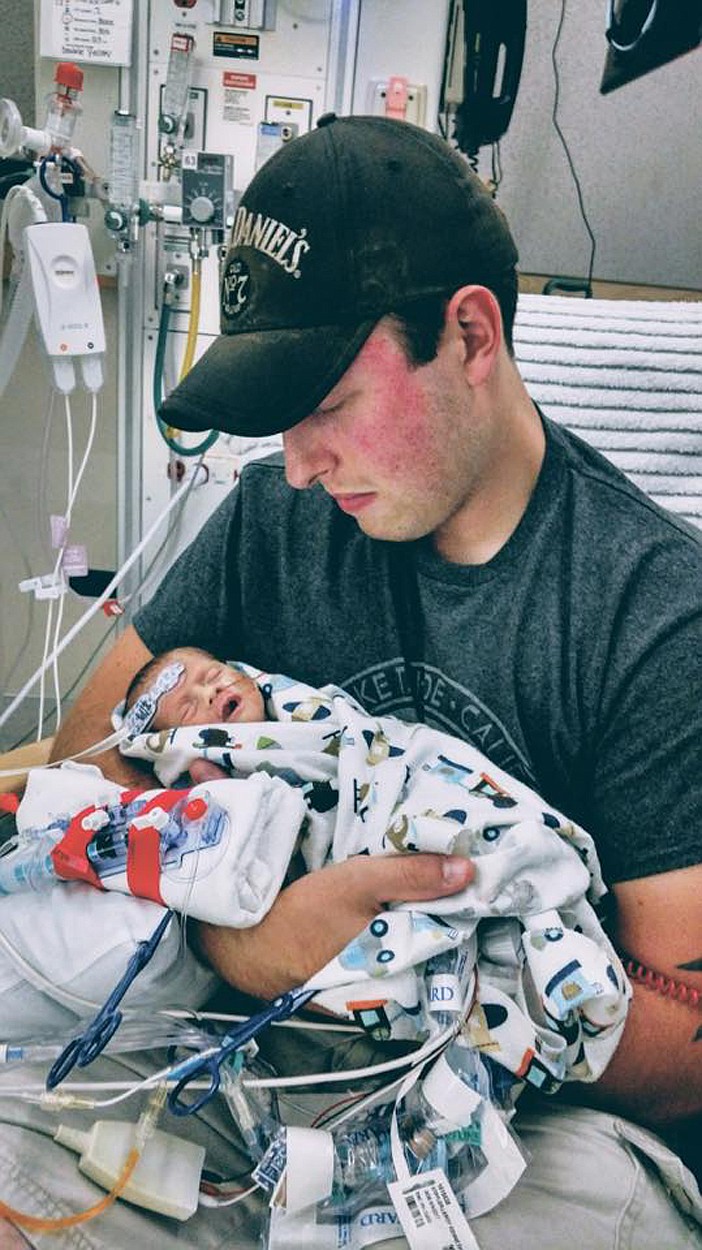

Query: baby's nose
[[206, 675, 228, 700]]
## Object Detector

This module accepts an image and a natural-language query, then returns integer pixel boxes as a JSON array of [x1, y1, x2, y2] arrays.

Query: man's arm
[[49, 625, 155, 786], [582, 863, 702, 1127], [194, 853, 475, 1001]]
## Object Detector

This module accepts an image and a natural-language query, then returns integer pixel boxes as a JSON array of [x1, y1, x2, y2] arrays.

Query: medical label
[[386, 1168, 481, 1250], [39, 0, 134, 65], [213, 31, 260, 59], [223, 71, 256, 125]]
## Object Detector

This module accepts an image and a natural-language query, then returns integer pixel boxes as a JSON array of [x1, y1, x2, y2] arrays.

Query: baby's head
[[124, 647, 266, 733]]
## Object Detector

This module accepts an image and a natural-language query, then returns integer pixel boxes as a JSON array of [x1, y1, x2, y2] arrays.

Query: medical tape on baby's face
[[122, 661, 185, 740]]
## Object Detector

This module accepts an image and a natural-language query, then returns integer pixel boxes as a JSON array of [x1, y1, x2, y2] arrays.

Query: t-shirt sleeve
[[587, 541, 702, 884], [133, 485, 241, 658]]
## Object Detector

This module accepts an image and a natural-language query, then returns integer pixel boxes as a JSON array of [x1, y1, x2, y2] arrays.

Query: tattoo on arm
[[621, 951, 702, 1041], [676, 958, 702, 1041]]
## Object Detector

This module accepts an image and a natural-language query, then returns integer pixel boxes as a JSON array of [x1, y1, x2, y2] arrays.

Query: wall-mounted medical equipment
[[24, 222, 105, 394], [441, 0, 527, 166]]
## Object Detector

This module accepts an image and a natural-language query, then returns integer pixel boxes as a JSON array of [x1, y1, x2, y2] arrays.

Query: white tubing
[[0, 472, 197, 734]]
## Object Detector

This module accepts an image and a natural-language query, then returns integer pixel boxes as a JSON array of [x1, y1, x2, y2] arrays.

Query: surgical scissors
[[166, 984, 317, 1117], [46, 909, 174, 1090]]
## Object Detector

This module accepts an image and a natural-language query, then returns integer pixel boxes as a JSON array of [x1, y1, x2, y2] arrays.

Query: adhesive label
[[386, 1168, 481, 1250], [213, 30, 260, 59]]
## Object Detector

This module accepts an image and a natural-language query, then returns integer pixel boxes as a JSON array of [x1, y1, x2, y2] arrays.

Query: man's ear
[[446, 285, 503, 386]]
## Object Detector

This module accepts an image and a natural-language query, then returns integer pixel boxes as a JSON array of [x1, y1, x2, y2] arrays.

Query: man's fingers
[[195, 853, 476, 997], [363, 852, 474, 908]]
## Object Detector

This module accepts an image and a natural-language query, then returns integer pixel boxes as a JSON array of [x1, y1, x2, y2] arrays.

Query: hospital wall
[[0, 1, 700, 745]]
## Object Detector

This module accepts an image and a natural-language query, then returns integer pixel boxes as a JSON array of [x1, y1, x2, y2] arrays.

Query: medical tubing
[[152, 284, 172, 416], [1, 1017, 215, 1066], [51, 391, 99, 734], [38, 156, 69, 221], [0, 833, 60, 895], [0, 1021, 458, 1119], [0, 1083, 166, 1232], [153, 271, 218, 457], [178, 259, 201, 382], [38, 396, 73, 736], [312, 1046, 489, 1215], [0, 470, 196, 733]]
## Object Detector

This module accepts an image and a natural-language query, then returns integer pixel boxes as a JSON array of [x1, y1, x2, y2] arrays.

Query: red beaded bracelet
[[620, 952, 701, 1009]]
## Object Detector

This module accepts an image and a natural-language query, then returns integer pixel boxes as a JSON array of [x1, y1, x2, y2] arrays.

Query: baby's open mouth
[[218, 691, 241, 721]]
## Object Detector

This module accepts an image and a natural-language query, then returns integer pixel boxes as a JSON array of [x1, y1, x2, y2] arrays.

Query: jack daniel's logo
[[230, 205, 310, 278]]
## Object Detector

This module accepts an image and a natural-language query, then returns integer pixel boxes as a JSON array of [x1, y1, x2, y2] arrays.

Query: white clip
[[81, 809, 110, 832], [131, 807, 169, 832], [18, 573, 66, 600]]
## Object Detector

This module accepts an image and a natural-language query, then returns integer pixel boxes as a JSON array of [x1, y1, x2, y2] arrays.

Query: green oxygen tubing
[[153, 260, 219, 457]]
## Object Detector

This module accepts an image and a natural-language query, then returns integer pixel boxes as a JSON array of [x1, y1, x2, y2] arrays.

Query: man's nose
[[283, 418, 332, 490]]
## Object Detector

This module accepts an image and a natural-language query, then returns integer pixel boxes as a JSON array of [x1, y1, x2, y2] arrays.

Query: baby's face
[[152, 651, 265, 729]]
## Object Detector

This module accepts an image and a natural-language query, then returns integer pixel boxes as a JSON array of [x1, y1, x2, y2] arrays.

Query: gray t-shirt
[[134, 416, 702, 886]]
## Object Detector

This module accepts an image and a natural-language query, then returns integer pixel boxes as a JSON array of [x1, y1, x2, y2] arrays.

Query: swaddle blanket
[[13, 763, 306, 928], [119, 667, 630, 1088], [7, 672, 631, 1219]]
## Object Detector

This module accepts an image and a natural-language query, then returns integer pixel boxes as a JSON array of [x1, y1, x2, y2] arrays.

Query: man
[[9, 115, 698, 1247]]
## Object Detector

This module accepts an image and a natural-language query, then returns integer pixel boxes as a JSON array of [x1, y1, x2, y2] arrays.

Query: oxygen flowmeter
[[104, 110, 140, 238], [159, 33, 196, 139], [109, 112, 139, 213]]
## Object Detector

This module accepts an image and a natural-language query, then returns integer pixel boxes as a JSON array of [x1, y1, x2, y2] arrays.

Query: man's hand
[[195, 853, 475, 1000]]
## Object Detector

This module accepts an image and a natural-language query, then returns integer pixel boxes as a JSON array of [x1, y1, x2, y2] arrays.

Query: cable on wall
[[550, 0, 597, 294]]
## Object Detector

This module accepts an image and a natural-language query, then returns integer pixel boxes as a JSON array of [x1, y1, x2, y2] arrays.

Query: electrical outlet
[[368, 79, 427, 127]]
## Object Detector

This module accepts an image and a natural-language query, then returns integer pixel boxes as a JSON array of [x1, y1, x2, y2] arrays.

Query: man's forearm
[[586, 867, 702, 1128], [194, 854, 476, 1000], [575, 973, 701, 1127], [50, 625, 155, 787]]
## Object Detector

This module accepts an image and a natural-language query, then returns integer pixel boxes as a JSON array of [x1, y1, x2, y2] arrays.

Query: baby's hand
[[189, 758, 229, 784]]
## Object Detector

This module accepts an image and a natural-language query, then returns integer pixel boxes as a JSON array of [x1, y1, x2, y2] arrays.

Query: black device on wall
[[449, 0, 527, 159], [601, 0, 702, 93]]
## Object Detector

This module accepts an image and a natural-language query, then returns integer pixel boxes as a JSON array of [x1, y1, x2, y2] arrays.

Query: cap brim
[[158, 319, 378, 439]]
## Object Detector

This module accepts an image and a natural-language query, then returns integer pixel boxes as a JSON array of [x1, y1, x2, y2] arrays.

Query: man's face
[[153, 650, 265, 729], [282, 319, 494, 546]]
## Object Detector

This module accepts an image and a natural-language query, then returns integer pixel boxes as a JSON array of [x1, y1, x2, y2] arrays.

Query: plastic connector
[[80, 353, 104, 393], [51, 356, 76, 395], [54, 1116, 205, 1221]]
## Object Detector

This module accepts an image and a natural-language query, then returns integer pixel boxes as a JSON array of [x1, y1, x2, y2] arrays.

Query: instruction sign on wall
[[39, 0, 134, 66]]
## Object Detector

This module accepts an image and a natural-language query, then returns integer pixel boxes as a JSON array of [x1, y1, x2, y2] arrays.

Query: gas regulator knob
[[188, 194, 216, 224]]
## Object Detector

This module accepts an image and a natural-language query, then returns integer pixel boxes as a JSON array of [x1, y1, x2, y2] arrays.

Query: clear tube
[[0, 1013, 217, 1066], [109, 111, 138, 211], [159, 34, 194, 137]]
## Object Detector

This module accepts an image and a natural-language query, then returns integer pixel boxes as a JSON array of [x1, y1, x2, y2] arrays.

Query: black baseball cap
[[160, 114, 518, 438]]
